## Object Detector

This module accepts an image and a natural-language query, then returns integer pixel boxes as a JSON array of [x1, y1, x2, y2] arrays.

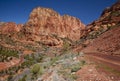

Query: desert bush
[[31, 64, 44, 75], [0, 46, 18, 62], [81, 60, 86, 65], [71, 64, 81, 72], [50, 57, 59, 65], [70, 74, 78, 80]]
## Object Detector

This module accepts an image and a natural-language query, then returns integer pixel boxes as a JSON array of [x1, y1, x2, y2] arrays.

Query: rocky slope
[[83, 25, 120, 55], [78, 1, 120, 55], [84, 1, 120, 37]]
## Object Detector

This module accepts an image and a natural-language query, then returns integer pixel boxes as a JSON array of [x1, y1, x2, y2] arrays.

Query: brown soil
[[83, 25, 120, 55], [86, 53, 120, 72], [76, 53, 120, 81]]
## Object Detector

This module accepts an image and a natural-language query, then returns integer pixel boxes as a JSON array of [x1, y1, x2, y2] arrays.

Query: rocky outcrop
[[84, 1, 120, 36], [81, 1, 120, 55], [23, 7, 85, 44], [0, 22, 23, 35]]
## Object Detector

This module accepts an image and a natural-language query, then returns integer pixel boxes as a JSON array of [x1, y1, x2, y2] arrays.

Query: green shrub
[[31, 64, 43, 75], [71, 64, 81, 72], [70, 74, 78, 80], [50, 57, 59, 65], [0, 47, 18, 62], [81, 60, 86, 65]]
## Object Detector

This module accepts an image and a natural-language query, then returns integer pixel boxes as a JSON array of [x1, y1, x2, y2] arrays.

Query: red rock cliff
[[0, 22, 23, 34], [24, 7, 85, 42]]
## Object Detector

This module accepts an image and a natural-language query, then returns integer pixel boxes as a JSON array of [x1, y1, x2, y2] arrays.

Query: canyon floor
[[77, 53, 120, 81]]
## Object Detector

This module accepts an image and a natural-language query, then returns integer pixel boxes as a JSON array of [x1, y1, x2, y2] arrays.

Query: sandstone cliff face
[[24, 7, 85, 43], [0, 7, 85, 48], [0, 22, 22, 35]]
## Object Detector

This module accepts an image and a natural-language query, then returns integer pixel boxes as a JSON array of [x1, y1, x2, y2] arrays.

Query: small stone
[[111, 77, 114, 79], [88, 69, 93, 72], [71, 72, 75, 74], [94, 74, 97, 77], [73, 57, 77, 60]]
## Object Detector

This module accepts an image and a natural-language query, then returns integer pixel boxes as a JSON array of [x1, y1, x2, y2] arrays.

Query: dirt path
[[85, 53, 120, 72], [76, 53, 120, 81]]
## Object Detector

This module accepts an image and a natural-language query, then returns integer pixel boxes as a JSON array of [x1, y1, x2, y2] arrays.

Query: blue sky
[[0, 0, 117, 24]]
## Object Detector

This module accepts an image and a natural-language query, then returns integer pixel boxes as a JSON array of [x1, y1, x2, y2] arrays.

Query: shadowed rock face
[[24, 7, 85, 42]]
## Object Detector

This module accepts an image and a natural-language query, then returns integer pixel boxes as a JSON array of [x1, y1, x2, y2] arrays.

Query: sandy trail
[[85, 53, 120, 72]]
